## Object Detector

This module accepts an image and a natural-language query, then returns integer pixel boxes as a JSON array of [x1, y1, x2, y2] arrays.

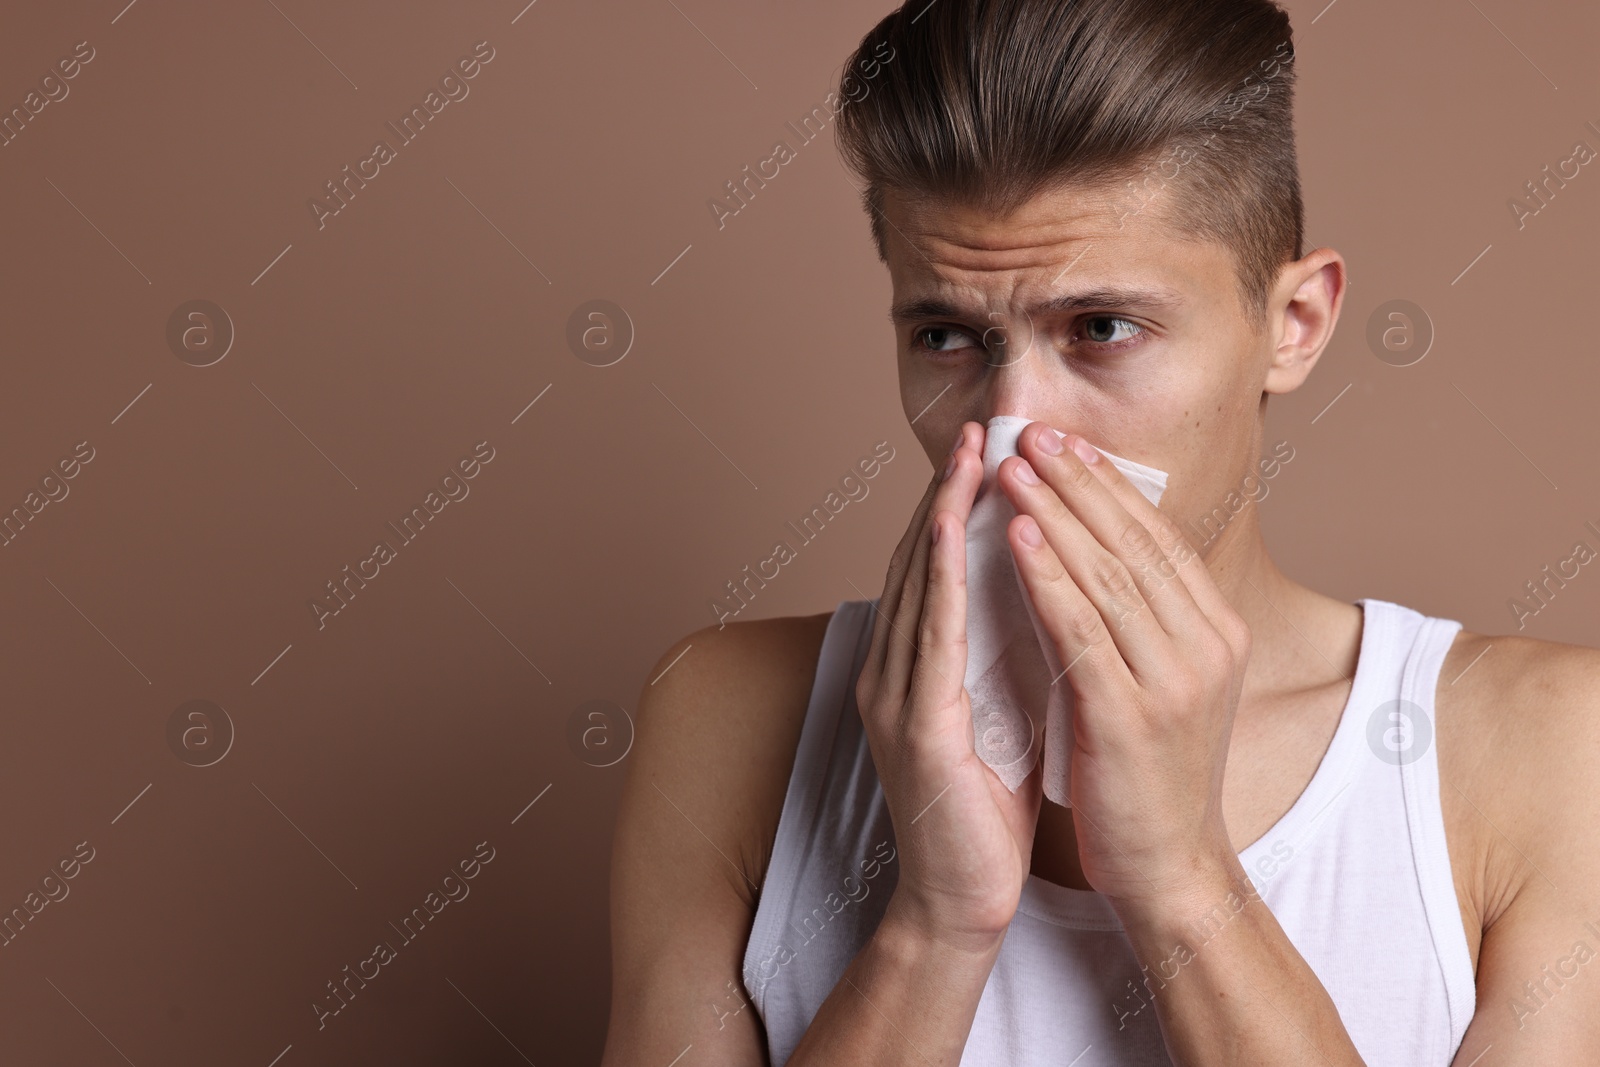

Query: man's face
[[884, 179, 1308, 547]]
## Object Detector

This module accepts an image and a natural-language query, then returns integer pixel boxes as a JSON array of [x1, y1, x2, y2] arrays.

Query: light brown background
[[0, 0, 1595, 1063]]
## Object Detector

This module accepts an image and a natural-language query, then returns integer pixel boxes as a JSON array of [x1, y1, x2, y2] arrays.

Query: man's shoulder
[[1438, 625, 1600, 846], [1439, 626, 1600, 746], [643, 608, 837, 722], [1432, 627, 1600, 937], [632, 608, 838, 900]]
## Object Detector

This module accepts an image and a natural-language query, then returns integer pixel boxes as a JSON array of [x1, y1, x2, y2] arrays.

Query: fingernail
[[942, 453, 958, 481], [1014, 460, 1040, 485], [931, 517, 942, 545], [1071, 437, 1100, 464], [1018, 518, 1043, 547], [949, 430, 965, 455], [1035, 430, 1063, 456]]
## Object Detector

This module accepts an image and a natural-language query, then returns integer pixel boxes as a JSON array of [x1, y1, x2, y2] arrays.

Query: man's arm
[[1110, 857, 1368, 1064], [781, 903, 1006, 1066], [1445, 639, 1600, 1064], [602, 616, 819, 1067]]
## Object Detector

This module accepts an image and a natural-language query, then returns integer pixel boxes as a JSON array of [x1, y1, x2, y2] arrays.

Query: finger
[[860, 463, 942, 698], [863, 422, 976, 708], [1013, 423, 1215, 644], [883, 424, 984, 705], [1049, 426, 1247, 660], [1005, 510, 1135, 715], [999, 449, 1176, 680], [901, 503, 972, 740]]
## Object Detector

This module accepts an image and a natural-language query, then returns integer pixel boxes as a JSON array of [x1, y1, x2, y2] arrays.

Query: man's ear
[[1263, 248, 1346, 396]]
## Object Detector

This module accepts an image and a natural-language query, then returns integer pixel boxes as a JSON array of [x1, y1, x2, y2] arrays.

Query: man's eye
[[1083, 316, 1143, 345], [912, 326, 979, 354]]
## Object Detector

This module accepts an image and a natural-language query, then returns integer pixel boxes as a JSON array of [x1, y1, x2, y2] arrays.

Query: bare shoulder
[[602, 609, 836, 1067], [1438, 628, 1600, 919], [623, 608, 838, 905], [1438, 627, 1600, 776]]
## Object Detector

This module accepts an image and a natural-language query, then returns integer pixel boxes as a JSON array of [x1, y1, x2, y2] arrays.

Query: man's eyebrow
[[887, 286, 1186, 324]]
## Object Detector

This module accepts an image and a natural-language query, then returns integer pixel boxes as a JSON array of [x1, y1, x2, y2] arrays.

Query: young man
[[604, 0, 1600, 1063]]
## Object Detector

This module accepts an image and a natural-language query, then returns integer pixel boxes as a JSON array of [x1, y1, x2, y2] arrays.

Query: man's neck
[[1192, 510, 1362, 713]]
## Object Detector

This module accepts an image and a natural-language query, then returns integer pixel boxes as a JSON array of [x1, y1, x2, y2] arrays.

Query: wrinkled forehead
[[882, 183, 1231, 322]]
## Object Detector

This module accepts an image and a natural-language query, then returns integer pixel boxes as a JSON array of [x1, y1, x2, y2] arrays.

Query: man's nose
[[980, 323, 1059, 421]]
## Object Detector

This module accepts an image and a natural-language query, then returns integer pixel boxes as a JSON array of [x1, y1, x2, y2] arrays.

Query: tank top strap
[[1392, 604, 1476, 1048], [741, 596, 902, 1066]]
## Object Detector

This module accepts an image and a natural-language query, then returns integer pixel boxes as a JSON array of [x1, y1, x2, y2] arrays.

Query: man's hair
[[833, 0, 1303, 330]]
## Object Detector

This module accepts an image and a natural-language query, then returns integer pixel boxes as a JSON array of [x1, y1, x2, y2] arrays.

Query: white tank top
[[741, 596, 1477, 1066]]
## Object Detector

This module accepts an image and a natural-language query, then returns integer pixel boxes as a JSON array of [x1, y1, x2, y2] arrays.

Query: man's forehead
[[881, 184, 1223, 316]]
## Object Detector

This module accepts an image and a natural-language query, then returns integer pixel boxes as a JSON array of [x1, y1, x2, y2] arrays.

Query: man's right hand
[[855, 420, 1044, 958]]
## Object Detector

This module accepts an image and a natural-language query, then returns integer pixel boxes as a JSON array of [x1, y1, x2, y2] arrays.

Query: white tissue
[[964, 415, 1169, 808]]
